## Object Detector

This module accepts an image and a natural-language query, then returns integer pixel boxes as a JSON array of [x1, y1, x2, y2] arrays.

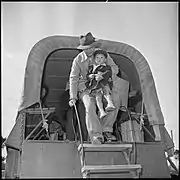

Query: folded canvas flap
[[159, 125, 175, 157], [112, 77, 129, 109], [5, 148, 20, 178], [5, 112, 25, 150]]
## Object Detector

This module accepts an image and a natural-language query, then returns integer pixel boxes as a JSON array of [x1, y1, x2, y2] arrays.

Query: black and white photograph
[[1, 2, 178, 178]]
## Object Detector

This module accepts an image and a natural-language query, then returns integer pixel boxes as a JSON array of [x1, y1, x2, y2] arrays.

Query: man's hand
[[129, 90, 137, 98], [42, 119, 48, 131], [89, 74, 95, 79], [69, 99, 77, 107]]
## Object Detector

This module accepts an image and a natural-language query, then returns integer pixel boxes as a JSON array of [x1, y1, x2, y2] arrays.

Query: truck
[[4, 35, 175, 178]]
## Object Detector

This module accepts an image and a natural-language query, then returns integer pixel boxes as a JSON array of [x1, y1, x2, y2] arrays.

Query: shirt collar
[[101, 63, 106, 66], [81, 51, 89, 62]]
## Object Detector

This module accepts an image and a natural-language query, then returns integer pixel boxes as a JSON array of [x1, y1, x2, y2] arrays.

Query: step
[[78, 143, 132, 152], [82, 164, 142, 178]]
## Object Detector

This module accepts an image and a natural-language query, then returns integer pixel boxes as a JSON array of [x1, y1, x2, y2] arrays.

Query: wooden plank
[[26, 125, 37, 127], [82, 164, 142, 173], [86, 172, 139, 178], [20, 141, 82, 178], [24, 107, 55, 114], [121, 120, 144, 142], [78, 143, 132, 152], [25, 107, 55, 112]]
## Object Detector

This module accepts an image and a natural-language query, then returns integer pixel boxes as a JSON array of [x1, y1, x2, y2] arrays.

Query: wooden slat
[[78, 143, 132, 152], [46, 102, 60, 110], [121, 120, 144, 142], [82, 164, 142, 173], [24, 107, 55, 114], [26, 125, 37, 127]]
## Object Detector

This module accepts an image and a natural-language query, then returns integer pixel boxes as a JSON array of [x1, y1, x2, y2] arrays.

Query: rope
[[133, 116, 155, 141], [120, 105, 156, 142], [39, 101, 50, 139], [167, 155, 179, 175], [139, 98, 144, 141]]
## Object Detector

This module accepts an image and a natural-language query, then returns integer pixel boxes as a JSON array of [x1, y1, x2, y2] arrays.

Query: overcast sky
[[1, 2, 178, 149]]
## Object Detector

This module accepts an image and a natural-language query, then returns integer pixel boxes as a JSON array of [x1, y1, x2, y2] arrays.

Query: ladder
[[78, 143, 142, 178]]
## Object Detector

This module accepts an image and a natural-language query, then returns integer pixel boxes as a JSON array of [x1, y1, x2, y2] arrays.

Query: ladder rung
[[24, 107, 55, 114], [82, 164, 142, 173], [78, 143, 132, 152]]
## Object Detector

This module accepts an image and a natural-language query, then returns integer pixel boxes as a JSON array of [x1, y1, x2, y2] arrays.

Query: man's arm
[[69, 56, 80, 100]]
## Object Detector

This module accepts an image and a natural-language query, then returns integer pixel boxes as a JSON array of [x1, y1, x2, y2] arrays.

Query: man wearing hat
[[68, 32, 119, 144]]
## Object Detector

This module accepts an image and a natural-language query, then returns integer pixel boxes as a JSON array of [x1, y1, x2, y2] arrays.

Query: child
[[85, 49, 116, 120]]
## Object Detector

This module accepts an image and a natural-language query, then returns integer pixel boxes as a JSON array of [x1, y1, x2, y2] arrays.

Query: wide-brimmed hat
[[77, 32, 100, 50]]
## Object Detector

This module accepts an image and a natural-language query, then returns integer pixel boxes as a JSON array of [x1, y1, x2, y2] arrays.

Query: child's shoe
[[99, 110, 107, 120], [105, 103, 116, 112]]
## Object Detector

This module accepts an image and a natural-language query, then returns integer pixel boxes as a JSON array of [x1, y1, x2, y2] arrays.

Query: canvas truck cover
[[5, 35, 174, 154]]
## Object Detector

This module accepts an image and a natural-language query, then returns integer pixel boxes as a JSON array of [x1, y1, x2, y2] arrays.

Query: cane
[[72, 101, 85, 167]]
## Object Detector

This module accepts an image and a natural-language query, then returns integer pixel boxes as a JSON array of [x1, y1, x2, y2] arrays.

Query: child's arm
[[86, 65, 95, 79], [100, 66, 112, 80]]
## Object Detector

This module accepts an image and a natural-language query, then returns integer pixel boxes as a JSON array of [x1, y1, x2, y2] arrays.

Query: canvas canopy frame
[[5, 35, 174, 154]]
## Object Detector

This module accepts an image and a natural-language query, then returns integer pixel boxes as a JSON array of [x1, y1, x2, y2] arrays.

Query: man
[[68, 32, 119, 144]]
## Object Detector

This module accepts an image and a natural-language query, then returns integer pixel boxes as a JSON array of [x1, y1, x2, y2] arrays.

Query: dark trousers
[[65, 101, 88, 142]]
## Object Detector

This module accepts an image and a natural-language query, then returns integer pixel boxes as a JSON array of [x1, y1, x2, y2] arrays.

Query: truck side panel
[[20, 140, 82, 178]]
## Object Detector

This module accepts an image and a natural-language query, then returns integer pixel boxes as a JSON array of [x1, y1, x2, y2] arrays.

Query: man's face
[[41, 88, 46, 98], [84, 47, 95, 57]]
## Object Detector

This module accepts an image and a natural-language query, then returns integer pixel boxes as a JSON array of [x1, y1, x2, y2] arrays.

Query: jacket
[[69, 50, 119, 100], [85, 64, 113, 92]]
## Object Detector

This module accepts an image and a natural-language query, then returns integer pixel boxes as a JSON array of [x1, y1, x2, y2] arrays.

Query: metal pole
[[170, 130, 174, 154], [170, 130, 173, 141]]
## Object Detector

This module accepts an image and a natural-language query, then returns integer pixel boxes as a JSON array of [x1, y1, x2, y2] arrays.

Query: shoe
[[99, 111, 107, 120], [105, 104, 116, 112], [91, 136, 104, 144], [103, 132, 116, 142], [105, 95, 116, 112], [119, 106, 127, 112]]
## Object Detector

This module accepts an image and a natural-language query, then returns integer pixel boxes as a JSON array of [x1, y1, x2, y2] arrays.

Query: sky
[[1, 2, 179, 149]]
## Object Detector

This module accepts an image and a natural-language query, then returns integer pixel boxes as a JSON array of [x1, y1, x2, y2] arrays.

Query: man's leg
[[79, 90, 104, 143]]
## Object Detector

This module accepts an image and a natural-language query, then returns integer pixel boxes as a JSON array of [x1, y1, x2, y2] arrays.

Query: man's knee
[[82, 95, 96, 112]]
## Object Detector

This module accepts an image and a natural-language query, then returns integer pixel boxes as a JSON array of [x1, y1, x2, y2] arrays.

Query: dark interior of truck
[[24, 48, 155, 142]]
